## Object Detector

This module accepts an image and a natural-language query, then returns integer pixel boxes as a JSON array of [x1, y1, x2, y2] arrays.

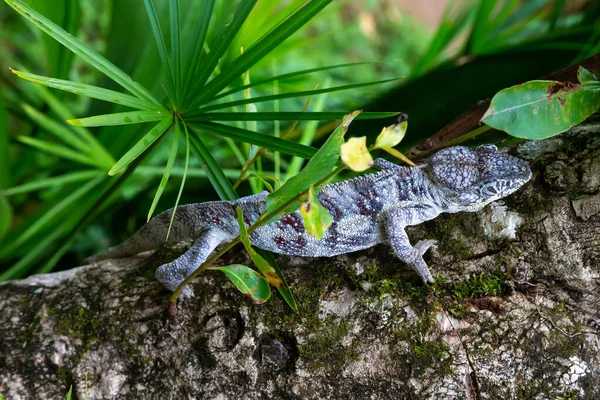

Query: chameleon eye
[[480, 184, 498, 197]]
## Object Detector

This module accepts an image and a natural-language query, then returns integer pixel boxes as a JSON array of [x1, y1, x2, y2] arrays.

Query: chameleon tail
[[85, 204, 201, 263]]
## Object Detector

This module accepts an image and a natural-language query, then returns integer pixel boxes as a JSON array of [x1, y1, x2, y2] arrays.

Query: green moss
[[298, 317, 360, 372], [557, 389, 578, 400], [424, 214, 474, 261], [21, 313, 42, 343], [50, 306, 105, 350], [394, 312, 454, 375]]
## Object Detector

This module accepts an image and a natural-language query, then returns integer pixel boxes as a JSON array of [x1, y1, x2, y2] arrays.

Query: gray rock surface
[[1, 125, 599, 400]]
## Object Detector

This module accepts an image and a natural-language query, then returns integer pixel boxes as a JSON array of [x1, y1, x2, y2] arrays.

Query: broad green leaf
[[236, 207, 283, 287], [299, 185, 332, 239], [11, 69, 159, 111], [218, 264, 271, 304], [213, 62, 375, 101], [188, 122, 317, 160], [22, 103, 90, 153], [148, 123, 180, 222], [68, 111, 167, 127], [481, 78, 600, 139], [196, 0, 333, 104], [264, 110, 360, 223], [187, 111, 398, 122], [0, 197, 12, 242], [109, 117, 173, 176], [0, 170, 101, 196], [143, 0, 176, 103], [18, 136, 104, 168], [5, 0, 163, 108], [187, 127, 238, 201], [196, 77, 400, 112]]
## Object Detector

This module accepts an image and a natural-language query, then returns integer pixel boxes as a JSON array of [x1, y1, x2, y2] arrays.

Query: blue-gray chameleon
[[87, 145, 531, 298]]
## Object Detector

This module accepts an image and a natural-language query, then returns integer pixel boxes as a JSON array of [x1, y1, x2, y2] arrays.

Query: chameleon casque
[[88, 145, 531, 298]]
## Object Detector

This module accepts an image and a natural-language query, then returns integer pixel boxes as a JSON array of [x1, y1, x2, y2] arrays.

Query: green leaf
[[196, 77, 400, 112], [217, 264, 271, 304], [5, 0, 163, 108], [148, 123, 179, 221], [264, 110, 360, 223], [187, 127, 238, 201], [68, 110, 167, 127], [22, 103, 90, 153], [481, 79, 600, 139], [236, 207, 283, 287], [212, 62, 375, 101], [187, 111, 398, 121], [169, 0, 182, 104], [18, 136, 104, 168], [0, 197, 12, 242], [2, 174, 103, 253], [143, 0, 176, 103], [186, 0, 258, 108], [11, 69, 159, 111], [0, 170, 101, 196], [299, 185, 332, 239], [188, 122, 317, 160], [255, 249, 297, 310], [30, 84, 115, 166], [196, 0, 333, 105], [181, 0, 214, 104], [167, 121, 190, 239], [109, 117, 173, 176], [284, 79, 329, 180], [578, 66, 600, 87]]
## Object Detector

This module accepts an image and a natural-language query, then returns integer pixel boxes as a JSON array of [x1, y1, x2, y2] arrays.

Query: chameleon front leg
[[155, 228, 234, 299], [384, 208, 436, 283]]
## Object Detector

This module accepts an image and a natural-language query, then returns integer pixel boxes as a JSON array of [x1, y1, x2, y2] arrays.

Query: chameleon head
[[428, 144, 532, 212]]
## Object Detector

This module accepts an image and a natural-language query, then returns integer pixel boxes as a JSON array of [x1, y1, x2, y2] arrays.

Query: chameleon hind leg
[[155, 228, 234, 299]]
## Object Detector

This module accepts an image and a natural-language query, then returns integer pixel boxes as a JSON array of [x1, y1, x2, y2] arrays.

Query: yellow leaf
[[373, 114, 408, 149], [340, 136, 373, 172], [300, 185, 333, 239]]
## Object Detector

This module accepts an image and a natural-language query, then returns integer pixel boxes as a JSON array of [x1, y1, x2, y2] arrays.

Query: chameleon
[[87, 145, 531, 298]]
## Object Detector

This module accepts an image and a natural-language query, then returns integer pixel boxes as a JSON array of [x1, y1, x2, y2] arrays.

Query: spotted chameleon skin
[[87, 145, 531, 298]]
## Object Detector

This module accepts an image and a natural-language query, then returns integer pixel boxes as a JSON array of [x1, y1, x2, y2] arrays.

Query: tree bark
[[1, 124, 599, 400]]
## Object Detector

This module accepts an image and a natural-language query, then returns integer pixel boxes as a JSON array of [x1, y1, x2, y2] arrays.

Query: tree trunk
[[1, 124, 599, 400]]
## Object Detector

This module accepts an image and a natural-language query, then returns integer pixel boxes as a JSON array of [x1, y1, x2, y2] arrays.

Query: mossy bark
[[1, 124, 600, 400]]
